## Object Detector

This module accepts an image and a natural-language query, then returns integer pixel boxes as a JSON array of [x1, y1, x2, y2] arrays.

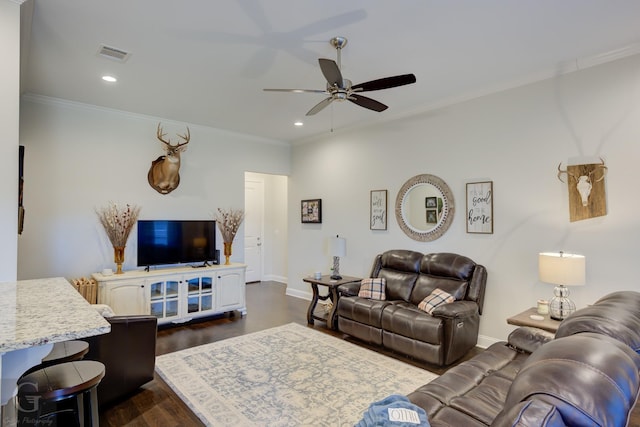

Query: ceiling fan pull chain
[[330, 103, 334, 133]]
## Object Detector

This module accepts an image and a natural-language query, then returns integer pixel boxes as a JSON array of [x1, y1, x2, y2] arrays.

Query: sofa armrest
[[338, 281, 361, 297], [431, 300, 478, 319], [507, 326, 554, 354]]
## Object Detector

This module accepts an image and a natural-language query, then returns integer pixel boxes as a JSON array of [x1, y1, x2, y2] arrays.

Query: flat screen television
[[137, 220, 217, 267]]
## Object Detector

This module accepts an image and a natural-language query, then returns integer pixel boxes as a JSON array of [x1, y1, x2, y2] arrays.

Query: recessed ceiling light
[[102, 75, 117, 83], [294, 121, 303, 126]]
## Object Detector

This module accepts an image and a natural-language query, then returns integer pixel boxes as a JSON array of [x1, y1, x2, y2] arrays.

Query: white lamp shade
[[538, 252, 585, 286], [330, 236, 346, 257]]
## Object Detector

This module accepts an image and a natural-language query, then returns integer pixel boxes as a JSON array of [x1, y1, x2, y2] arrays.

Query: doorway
[[244, 172, 288, 284]]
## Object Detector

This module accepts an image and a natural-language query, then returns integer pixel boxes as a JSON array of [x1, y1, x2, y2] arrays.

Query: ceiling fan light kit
[[264, 37, 416, 116]]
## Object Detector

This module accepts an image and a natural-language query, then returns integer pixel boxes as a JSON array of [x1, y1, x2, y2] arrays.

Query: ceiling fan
[[263, 37, 416, 116]]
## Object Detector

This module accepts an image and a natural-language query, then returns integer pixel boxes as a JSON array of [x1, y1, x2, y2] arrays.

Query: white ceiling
[[20, 0, 640, 144]]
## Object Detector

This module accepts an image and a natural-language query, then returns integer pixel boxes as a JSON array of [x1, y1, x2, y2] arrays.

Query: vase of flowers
[[96, 202, 141, 274], [214, 208, 245, 265]]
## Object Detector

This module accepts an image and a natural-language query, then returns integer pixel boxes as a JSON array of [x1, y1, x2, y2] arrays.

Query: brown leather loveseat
[[337, 250, 487, 366], [407, 291, 640, 426]]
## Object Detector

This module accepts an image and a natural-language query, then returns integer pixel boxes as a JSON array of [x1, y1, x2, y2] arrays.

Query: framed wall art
[[370, 190, 387, 230], [426, 209, 437, 224], [466, 181, 493, 234], [301, 199, 322, 223]]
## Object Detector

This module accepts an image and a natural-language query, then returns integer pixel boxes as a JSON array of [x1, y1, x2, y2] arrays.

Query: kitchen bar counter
[[0, 277, 110, 410]]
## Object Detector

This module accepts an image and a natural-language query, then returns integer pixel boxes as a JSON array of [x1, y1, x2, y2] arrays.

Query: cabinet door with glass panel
[[183, 272, 216, 318], [148, 277, 181, 322]]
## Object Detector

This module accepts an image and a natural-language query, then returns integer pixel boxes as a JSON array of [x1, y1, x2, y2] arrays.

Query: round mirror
[[395, 174, 455, 241]]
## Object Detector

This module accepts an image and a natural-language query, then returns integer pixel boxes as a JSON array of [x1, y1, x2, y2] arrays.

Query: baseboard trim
[[477, 334, 501, 349], [286, 287, 311, 301], [262, 274, 287, 284]]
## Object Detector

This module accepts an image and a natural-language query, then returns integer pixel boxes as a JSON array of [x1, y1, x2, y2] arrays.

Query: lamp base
[[549, 285, 576, 321], [331, 256, 342, 281]]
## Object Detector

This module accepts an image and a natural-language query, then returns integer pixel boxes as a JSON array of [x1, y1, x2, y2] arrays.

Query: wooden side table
[[507, 307, 562, 333], [303, 275, 361, 330]]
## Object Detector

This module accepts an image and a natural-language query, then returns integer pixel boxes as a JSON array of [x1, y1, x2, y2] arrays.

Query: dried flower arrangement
[[214, 207, 245, 243], [96, 202, 142, 247]]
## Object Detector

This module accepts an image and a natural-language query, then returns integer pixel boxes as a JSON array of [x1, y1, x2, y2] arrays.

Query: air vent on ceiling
[[97, 45, 131, 62]]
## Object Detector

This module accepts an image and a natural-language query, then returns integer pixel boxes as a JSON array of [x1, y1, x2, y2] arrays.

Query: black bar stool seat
[[17, 360, 105, 427], [22, 340, 90, 377]]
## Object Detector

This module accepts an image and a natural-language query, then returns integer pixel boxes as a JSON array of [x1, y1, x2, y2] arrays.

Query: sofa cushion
[[503, 332, 640, 427], [381, 302, 442, 344], [493, 401, 567, 427], [418, 288, 455, 314], [378, 269, 418, 302], [507, 327, 554, 354], [376, 250, 422, 302], [358, 278, 386, 300], [337, 296, 390, 329], [555, 290, 640, 353], [420, 253, 476, 281]]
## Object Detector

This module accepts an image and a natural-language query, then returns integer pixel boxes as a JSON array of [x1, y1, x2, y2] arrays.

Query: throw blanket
[[355, 394, 430, 426]]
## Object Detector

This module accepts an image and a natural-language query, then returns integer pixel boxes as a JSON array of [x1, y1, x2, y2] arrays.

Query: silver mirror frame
[[395, 174, 455, 242]]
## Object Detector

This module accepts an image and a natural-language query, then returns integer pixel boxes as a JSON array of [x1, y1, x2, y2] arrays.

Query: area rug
[[155, 323, 438, 426]]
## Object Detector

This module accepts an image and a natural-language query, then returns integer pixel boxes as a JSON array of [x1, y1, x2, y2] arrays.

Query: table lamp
[[538, 251, 585, 320], [330, 235, 346, 280]]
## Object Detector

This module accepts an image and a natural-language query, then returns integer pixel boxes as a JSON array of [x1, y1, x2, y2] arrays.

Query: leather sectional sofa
[[337, 250, 487, 366], [407, 291, 640, 426]]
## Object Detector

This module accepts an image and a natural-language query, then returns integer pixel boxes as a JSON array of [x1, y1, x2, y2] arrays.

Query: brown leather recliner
[[81, 315, 157, 407], [337, 250, 487, 366]]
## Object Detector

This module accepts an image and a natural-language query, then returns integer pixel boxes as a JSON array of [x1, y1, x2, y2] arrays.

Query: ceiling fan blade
[[306, 97, 334, 116], [352, 74, 416, 92], [318, 58, 343, 88], [263, 88, 327, 94], [348, 94, 388, 112]]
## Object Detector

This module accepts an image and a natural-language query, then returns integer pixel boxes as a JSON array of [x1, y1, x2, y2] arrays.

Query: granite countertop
[[0, 277, 110, 353]]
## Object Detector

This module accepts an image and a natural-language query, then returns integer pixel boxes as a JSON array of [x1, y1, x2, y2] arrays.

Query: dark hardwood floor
[[99, 281, 640, 426], [99, 281, 475, 426]]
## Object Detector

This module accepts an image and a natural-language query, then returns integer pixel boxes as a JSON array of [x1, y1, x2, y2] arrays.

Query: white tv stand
[[92, 263, 246, 326]]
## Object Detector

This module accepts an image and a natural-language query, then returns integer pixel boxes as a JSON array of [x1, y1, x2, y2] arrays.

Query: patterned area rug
[[156, 323, 437, 426]]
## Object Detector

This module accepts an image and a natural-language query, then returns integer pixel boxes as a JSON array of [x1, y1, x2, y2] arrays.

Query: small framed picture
[[426, 209, 437, 224], [425, 197, 437, 208], [370, 190, 387, 230], [466, 181, 493, 233], [301, 199, 322, 223]]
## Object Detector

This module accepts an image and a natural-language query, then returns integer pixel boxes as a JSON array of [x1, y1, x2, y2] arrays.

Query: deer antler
[[156, 123, 190, 147], [176, 127, 190, 147], [590, 157, 607, 183], [557, 163, 578, 183]]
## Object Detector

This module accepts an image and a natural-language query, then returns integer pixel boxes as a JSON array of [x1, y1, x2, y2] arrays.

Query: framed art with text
[[466, 181, 493, 233], [370, 190, 387, 230], [301, 199, 322, 223]]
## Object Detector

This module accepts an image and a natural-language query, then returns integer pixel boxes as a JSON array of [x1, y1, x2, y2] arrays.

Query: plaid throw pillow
[[418, 288, 454, 314], [358, 278, 386, 300]]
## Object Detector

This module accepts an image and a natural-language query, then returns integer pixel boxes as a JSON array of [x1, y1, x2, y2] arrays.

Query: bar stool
[[17, 360, 105, 427], [21, 340, 90, 377]]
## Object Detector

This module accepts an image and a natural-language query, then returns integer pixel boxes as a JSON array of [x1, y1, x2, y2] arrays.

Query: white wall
[[262, 173, 288, 282], [18, 96, 290, 280], [288, 54, 640, 344], [0, 0, 21, 281]]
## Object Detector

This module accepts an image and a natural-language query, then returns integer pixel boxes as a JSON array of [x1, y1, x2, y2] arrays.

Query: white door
[[244, 179, 264, 283]]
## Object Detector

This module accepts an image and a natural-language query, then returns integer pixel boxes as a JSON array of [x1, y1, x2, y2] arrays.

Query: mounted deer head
[[557, 158, 607, 207], [148, 123, 190, 194]]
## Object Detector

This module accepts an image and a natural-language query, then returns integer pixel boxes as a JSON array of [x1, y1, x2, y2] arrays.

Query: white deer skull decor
[[557, 158, 607, 222], [148, 123, 190, 194]]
